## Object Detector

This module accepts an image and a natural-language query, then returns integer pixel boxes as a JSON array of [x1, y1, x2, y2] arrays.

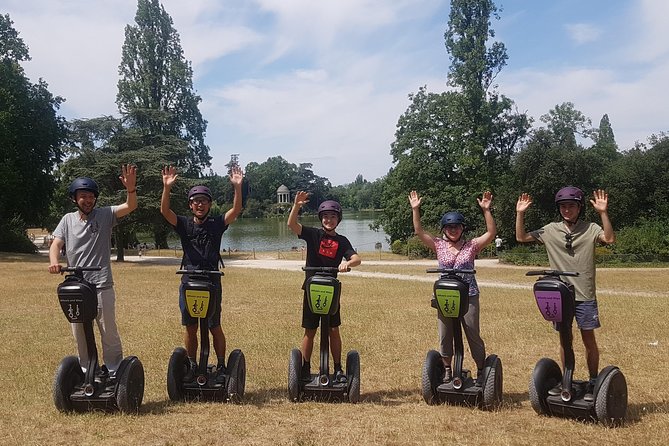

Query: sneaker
[[215, 364, 227, 384], [443, 367, 452, 383], [547, 383, 562, 396], [475, 369, 485, 387], [334, 369, 347, 384], [301, 362, 311, 381], [583, 380, 596, 402], [184, 359, 197, 382]]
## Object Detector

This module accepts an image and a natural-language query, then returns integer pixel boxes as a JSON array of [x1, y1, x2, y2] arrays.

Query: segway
[[421, 268, 503, 410], [166, 269, 246, 403], [526, 270, 627, 425], [53, 266, 144, 413], [288, 266, 360, 403]]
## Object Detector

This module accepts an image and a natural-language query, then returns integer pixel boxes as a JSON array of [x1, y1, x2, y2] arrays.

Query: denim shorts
[[554, 299, 600, 331]]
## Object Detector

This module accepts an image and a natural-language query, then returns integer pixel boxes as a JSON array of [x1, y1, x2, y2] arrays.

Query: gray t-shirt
[[53, 206, 118, 288], [530, 220, 604, 302]]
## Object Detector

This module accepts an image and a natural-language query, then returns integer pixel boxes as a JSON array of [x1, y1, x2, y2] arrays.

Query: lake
[[221, 212, 390, 252]]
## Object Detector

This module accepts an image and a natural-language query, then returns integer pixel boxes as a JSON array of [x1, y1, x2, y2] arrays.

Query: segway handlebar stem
[[426, 268, 475, 275], [525, 270, 579, 278]]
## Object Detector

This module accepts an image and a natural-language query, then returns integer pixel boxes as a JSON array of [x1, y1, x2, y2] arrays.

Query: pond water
[[221, 212, 389, 252]]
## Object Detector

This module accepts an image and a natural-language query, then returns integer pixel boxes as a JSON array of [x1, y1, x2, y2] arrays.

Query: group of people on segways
[[47, 161, 625, 423]]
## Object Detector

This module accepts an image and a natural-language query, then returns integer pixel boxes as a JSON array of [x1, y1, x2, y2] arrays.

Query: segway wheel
[[226, 349, 246, 404], [167, 347, 189, 401], [53, 356, 84, 412], [481, 355, 503, 410], [528, 358, 562, 415], [346, 350, 361, 404], [595, 368, 627, 426], [288, 348, 302, 402], [421, 350, 444, 405], [116, 357, 145, 413]]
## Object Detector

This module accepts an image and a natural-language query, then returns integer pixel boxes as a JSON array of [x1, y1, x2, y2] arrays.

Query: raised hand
[[590, 189, 609, 213], [119, 164, 137, 190], [229, 165, 243, 186], [162, 165, 178, 187], [477, 190, 493, 210], [294, 191, 310, 207], [408, 190, 422, 209], [516, 193, 533, 213]]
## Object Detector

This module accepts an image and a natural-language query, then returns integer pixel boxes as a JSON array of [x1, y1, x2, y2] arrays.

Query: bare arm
[[472, 191, 496, 251], [287, 191, 309, 236], [408, 191, 436, 251], [48, 237, 65, 274], [224, 166, 244, 226], [160, 166, 178, 227], [340, 253, 362, 272], [115, 164, 138, 218], [515, 193, 536, 243], [591, 189, 615, 244]]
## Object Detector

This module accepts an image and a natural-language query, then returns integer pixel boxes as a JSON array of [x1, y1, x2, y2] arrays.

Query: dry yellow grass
[[0, 252, 667, 445]]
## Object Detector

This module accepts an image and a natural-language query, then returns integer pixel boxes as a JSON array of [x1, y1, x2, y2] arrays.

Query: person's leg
[[581, 329, 600, 378], [437, 312, 454, 381], [97, 287, 124, 374], [184, 324, 198, 358], [330, 326, 342, 365], [210, 326, 227, 361], [462, 294, 486, 371], [301, 328, 317, 362]]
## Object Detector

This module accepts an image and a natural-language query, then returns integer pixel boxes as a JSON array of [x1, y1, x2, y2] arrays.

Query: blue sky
[[4, 0, 668, 185]]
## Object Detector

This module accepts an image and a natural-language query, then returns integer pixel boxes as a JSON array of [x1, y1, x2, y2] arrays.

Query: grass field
[[0, 252, 667, 445]]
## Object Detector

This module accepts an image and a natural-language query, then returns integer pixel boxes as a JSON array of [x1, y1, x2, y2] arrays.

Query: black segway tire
[[288, 348, 302, 402], [167, 347, 189, 401], [595, 368, 627, 426], [226, 349, 246, 404], [53, 356, 84, 412], [529, 358, 562, 415], [482, 355, 503, 410], [116, 357, 145, 413], [421, 350, 444, 405], [346, 350, 361, 404]]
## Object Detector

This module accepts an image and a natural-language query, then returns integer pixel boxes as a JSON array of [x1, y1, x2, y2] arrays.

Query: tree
[[378, 0, 529, 242], [116, 0, 210, 175], [539, 102, 594, 148], [0, 14, 67, 252]]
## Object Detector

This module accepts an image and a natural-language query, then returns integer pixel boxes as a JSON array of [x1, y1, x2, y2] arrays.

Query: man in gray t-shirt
[[48, 166, 137, 374], [515, 186, 615, 402]]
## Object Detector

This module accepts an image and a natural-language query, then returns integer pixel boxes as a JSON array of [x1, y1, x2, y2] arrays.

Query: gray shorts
[[555, 299, 600, 331]]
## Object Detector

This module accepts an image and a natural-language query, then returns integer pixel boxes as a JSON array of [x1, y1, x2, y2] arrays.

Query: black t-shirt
[[175, 215, 228, 270], [299, 226, 357, 286]]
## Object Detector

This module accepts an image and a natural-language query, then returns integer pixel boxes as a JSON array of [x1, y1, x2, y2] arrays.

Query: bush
[[0, 216, 38, 253], [614, 219, 669, 257], [391, 236, 436, 259]]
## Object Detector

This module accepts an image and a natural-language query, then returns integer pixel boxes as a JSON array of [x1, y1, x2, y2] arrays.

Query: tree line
[[1, 1, 667, 259]]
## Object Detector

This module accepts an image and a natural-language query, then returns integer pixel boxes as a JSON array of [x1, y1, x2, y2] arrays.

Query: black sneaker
[[334, 369, 347, 384], [184, 359, 197, 382], [95, 365, 110, 384], [547, 384, 562, 396], [583, 380, 596, 402], [215, 364, 227, 384], [475, 369, 485, 387], [301, 362, 311, 382], [443, 367, 452, 383]]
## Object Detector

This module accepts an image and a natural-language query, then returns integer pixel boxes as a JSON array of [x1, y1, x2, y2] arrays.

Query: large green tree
[[116, 0, 210, 175], [378, 0, 529, 242], [0, 14, 67, 251]]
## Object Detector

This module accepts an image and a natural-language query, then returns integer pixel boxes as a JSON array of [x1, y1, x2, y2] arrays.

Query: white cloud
[[564, 23, 601, 45]]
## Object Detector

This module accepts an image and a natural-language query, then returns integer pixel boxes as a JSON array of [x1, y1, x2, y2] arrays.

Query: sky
[[3, 0, 668, 185]]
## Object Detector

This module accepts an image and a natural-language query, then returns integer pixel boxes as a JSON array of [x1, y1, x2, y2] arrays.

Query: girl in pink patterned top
[[409, 190, 496, 385]]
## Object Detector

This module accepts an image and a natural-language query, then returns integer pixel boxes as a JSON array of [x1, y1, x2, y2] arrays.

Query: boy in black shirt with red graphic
[[288, 191, 361, 382]]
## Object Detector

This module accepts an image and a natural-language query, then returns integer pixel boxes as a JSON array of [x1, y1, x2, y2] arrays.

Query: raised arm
[[515, 193, 536, 243], [472, 191, 496, 250], [224, 166, 244, 225], [408, 191, 435, 251], [591, 189, 615, 244], [115, 164, 138, 218], [287, 191, 309, 236], [160, 166, 178, 227]]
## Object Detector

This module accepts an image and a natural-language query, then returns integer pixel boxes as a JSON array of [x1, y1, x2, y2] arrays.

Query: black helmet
[[555, 186, 584, 205], [440, 211, 466, 229], [188, 185, 212, 202], [318, 200, 343, 222], [68, 177, 99, 199]]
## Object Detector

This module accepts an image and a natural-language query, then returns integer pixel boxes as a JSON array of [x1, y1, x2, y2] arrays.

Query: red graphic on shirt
[[319, 237, 339, 259]]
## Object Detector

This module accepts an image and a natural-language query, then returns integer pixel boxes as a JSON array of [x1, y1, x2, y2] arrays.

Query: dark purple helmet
[[440, 211, 466, 229], [188, 185, 212, 202], [555, 186, 584, 205], [68, 177, 99, 199], [318, 200, 343, 222]]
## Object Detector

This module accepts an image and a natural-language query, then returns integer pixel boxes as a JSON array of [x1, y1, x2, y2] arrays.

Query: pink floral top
[[434, 237, 480, 296]]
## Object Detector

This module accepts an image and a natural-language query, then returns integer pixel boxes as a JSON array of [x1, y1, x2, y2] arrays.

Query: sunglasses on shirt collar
[[565, 233, 573, 250]]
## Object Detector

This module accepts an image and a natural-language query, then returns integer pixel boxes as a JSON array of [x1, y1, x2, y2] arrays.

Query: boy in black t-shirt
[[287, 191, 361, 383], [160, 165, 244, 382]]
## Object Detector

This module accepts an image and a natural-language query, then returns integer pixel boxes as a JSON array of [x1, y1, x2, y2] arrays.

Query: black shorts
[[301, 290, 341, 329]]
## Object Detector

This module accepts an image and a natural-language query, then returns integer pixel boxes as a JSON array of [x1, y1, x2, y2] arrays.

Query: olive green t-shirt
[[530, 221, 604, 302]]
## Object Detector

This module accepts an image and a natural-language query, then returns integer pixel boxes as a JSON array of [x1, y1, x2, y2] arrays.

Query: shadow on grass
[[625, 401, 669, 424]]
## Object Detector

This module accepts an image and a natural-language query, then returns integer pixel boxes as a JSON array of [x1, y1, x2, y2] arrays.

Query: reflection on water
[[222, 213, 389, 252]]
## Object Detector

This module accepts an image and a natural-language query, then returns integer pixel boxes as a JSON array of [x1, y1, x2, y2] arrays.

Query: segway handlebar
[[176, 269, 224, 276], [525, 270, 579, 277], [302, 266, 351, 273], [426, 268, 476, 275], [61, 266, 102, 273]]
